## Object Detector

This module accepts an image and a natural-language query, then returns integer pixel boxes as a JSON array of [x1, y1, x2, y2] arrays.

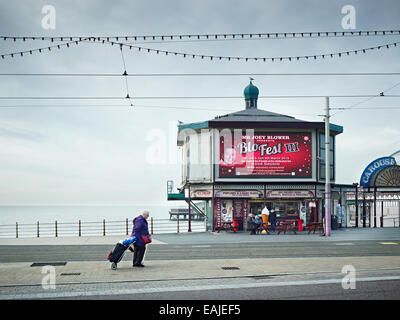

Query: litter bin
[[331, 216, 338, 230], [232, 219, 239, 232], [298, 219, 304, 232]]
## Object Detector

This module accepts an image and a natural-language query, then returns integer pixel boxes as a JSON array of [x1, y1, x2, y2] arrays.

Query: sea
[[0, 205, 178, 225], [0, 205, 206, 237]]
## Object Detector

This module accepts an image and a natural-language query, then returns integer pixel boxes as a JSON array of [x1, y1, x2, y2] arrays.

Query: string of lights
[[1, 35, 398, 62], [1, 29, 400, 42], [92, 38, 400, 63], [0, 38, 86, 59]]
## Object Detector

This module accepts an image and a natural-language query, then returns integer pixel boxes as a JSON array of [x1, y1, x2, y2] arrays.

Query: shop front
[[211, 188, 320, 231]]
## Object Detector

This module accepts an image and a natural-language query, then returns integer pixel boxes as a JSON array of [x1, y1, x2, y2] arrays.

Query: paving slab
[[1, 255, 399, 287]]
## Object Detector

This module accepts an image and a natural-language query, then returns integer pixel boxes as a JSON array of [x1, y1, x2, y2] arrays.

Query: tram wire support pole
[[188, 184, 192, 232], [354, 183, 359, 227], [362, 192, 367, 228], [398, 200, 400, 227], [398, 200, 400, 228], [324, 96, 331, 236], [374, 187, 377, 227]]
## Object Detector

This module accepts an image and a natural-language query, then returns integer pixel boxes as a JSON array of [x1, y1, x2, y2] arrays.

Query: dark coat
[[269, 212, 276, 223], [131, 215, 149, 247]]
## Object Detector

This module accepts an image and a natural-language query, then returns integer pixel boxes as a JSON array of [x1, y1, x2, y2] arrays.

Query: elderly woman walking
[[131, 210, 151, 267]]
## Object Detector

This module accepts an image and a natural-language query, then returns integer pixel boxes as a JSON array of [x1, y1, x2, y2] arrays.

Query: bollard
[[37, 221, 40, 238], [126, 218, 129, 236], [103, 219, 106, 236], [16, 222, 18, 239], [151, 217, 154, 235], [177, 215, 180, 233], [55, 220, 58, 237], [78, 220, 81, 237]]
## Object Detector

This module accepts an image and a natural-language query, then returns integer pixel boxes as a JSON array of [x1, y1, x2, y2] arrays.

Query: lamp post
[[188, 184, 192, 232], [353, 183, 359, 228], [374, 187, 377, 228], [324, 97, 331, 236]]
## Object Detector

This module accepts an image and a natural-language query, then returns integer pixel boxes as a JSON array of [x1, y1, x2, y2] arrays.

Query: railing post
[[177, 215, 180, 233], [16, 222, 18, 239], [103, 219, 106, 236], [151, 217, 154, 235], [78, 220, 81, 237], [37, 221, 40, 238], [126, 218, 129, 236], [55, 220, 58, 237]]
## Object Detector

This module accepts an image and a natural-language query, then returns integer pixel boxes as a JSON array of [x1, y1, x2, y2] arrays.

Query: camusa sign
[[359, 156, 397, 187]]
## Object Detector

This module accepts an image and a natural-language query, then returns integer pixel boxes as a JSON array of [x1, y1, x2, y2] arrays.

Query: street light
[[352, 182, 359, 228]]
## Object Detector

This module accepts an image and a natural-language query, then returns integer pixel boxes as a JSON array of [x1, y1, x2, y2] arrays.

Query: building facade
[[169, 81, 352, 231]]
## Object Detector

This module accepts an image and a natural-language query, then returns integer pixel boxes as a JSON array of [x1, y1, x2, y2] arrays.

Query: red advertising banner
[[214, 198, 222, 228], [219, 133, 312, 178]]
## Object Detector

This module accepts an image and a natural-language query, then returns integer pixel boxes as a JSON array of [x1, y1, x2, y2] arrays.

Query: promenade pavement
[[0, 228, 399, 288], [1, 227, 399, 246]]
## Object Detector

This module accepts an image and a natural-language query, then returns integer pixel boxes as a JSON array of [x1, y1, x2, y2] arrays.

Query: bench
[[216, 222, 235, 233], [306, 222, 324, 234], [276, 221, 297, 235]]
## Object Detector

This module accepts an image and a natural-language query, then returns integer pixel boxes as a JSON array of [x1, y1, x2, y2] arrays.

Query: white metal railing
[[0, 217, 206, 238]]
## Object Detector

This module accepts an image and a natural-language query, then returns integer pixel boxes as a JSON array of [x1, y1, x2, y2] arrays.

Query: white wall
[[181, 129, 213, 183]]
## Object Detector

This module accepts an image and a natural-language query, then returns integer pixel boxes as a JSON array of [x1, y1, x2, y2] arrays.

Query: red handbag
[[141, 234, 152, 244]]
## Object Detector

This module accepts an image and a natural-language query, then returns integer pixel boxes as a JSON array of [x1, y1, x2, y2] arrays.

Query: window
[[268, 201, 299, 217]]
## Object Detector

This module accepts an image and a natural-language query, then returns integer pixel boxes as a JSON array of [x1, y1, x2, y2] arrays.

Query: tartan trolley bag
[[107, 236, 137, 270]]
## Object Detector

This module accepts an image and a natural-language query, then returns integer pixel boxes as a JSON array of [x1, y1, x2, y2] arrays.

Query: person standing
[[131, 210, 150, 267], [320, 210, 326, 237], [254, 214, 262, 234], [269, 209, 277, 232], [246, 214, 256, 235]]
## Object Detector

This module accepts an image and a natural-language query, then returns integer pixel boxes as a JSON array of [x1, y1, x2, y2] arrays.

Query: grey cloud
[[0, 126, 46, 142]]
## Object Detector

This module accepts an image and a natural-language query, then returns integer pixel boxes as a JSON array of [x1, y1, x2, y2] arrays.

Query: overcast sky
[[0, 0, 399, 205]]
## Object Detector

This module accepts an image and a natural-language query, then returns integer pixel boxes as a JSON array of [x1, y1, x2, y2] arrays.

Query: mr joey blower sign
[[219, 132, 312, 178]]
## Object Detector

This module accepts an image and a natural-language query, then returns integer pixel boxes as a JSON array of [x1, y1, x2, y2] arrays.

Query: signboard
[[360, 157, 397, 187], [219, 133, 312, 178], [346, 192, 400, 201], [214, 198, 222, 227], [221, 199, 233, 222], [233, 199, 244, 220], [267, 190, 314, 198], [191, 189, 212, 198], [214, 190, 262, 198]]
